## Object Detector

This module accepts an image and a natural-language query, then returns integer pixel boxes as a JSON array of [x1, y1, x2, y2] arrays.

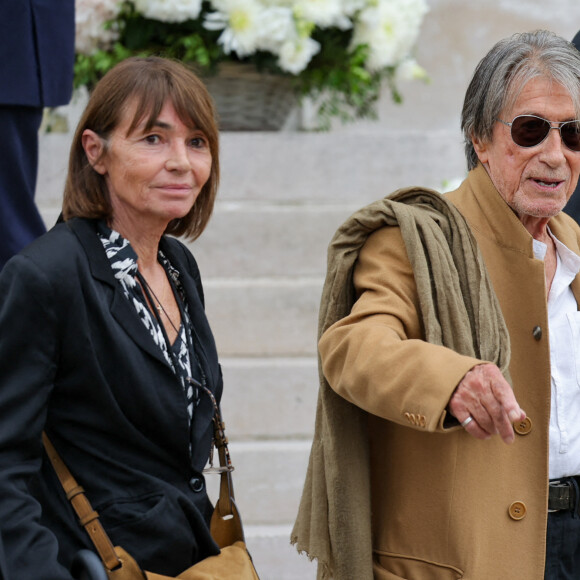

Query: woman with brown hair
[[0, 57, 224, 579]]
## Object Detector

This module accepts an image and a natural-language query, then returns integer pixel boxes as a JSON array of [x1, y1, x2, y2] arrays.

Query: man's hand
[[448, 363, 525, 444]]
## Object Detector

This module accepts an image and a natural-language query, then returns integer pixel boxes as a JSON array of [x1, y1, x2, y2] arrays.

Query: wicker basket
[[203, 63, 299, 131]]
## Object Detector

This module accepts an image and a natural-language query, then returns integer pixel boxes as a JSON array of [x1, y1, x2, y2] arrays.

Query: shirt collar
[[533, 227, 580, 298]]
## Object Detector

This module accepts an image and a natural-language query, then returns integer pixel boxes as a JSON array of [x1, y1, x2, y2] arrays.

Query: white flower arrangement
[[74, 0, 429, 126], [75, 0, 122, 56]]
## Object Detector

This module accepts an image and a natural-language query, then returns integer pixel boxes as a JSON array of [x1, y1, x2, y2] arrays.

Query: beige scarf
[[291, 187, 511, 580]]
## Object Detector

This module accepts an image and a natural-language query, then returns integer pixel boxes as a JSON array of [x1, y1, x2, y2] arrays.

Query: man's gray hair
[[461, 30, 580, 170]]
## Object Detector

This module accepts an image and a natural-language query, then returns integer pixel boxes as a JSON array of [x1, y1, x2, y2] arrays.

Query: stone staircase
[[35, 2, 580, 577]]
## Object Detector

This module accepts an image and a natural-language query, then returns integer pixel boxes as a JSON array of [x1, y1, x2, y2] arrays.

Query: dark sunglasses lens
[[511, 116, 550, 147], [561, 121, 580, 151]]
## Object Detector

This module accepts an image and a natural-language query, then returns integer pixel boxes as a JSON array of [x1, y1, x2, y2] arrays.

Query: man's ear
[[82, 129, 107, 175], [472, 135, 489, 164]]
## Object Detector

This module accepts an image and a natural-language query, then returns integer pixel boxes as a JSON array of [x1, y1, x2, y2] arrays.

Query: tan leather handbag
[[43, 401, 260, 580]]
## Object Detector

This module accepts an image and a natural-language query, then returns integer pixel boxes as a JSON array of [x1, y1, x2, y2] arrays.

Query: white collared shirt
[[533, 232, 580, 479]]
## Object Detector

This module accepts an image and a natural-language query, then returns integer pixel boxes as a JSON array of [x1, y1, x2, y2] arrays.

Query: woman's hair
[[63, 56, 220, 240], [461, 30, 580, 171]]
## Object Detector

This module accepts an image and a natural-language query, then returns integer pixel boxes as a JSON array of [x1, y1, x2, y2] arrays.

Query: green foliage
[[74, 2, 223, 89], [297, 35, 388, 129], [74, 0, 424, 128]]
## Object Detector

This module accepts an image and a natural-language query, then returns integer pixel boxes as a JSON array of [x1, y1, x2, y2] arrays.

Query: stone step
[[219, 357, 317, 439], [244, 526, 316, 580], [36, 129, 466, 210], [216, 130, 466, 203], [187, 202, 358, 279], [203, 278, 322, 357]]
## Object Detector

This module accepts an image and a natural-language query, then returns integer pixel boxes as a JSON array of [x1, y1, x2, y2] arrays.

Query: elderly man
[[293, 30, 580, 579]]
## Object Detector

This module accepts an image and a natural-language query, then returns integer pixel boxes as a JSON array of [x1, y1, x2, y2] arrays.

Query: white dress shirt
[[533, 231, 580, 479]]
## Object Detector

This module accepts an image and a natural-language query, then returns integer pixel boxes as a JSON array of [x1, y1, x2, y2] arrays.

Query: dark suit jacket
[[0, 0, 75, 106], [0, 219, 223, 579]]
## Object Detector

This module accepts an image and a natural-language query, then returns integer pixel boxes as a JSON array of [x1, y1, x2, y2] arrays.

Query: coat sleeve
[[0, 255, 74, 579], [319, 225, 483, 432]]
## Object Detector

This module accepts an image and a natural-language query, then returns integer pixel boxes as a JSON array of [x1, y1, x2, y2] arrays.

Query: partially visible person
[[293, 29, 580, 579], [0, 57, 224, 578], [0, 534, 6, 580], [0, 1, 75, 270], [564, 29, 580, 222]]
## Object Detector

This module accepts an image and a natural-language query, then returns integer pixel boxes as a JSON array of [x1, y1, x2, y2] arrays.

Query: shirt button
[[532, 326, 542, 341], [189, 477, 204, 493], [513, 417, 533, 436], [508, 501, 527, 520]]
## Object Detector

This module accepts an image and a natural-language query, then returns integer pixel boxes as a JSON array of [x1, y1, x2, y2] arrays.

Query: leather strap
[[209, 415, 245, 548], [42, 433, 122, 571], [42, 400, 245, 563]]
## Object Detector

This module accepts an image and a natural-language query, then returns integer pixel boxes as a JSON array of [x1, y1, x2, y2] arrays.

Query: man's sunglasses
[[497, 114, 580, 152]]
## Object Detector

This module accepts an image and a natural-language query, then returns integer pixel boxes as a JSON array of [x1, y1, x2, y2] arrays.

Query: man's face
[[473, 76, 580, 222]]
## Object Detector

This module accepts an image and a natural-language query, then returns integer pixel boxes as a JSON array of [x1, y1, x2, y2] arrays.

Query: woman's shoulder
[[7, 218, 96, 279]]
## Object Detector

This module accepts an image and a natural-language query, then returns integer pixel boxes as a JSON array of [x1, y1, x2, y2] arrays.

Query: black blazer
[[0, 218, 223, 579]]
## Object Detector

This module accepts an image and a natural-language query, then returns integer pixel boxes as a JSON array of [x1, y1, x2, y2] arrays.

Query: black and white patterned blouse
[[97, 221, 201, 422]]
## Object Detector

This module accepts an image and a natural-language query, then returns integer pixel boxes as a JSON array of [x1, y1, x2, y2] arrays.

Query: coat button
[[514, 417, 533, 436], [532, 326, 542, 341], [508, 501, 527, 520], [189, 477, 204, 493]]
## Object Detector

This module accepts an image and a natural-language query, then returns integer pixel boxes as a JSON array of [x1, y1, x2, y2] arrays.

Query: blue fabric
[[0, 0, 75, 106], [0, 106, 46, 269], [0, 0, 75, 270]]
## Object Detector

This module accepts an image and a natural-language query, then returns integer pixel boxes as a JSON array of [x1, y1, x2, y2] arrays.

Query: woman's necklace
[[137, 271, 180, 337]]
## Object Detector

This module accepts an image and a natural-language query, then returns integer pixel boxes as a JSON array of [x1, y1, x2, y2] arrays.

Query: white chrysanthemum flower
[[132, 0, 202, 23], [341, 0, 368, 15], [350, 0, 428, 71], [294, 0, 352, 29], [204, 0, 265, 57], [277, 37, 320, 74], [255, 7, 297, 54], [75, 0, 121, 55]]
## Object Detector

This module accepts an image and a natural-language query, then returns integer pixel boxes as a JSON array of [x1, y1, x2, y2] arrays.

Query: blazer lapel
[[66, 218, 171, 367], [549, 216, 580, 309]]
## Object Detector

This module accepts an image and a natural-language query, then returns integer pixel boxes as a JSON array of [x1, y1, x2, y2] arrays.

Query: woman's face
[[83, 99, 212, 233]]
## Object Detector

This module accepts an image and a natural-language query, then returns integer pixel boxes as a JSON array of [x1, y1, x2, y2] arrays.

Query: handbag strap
[[199, 383, 246, 547], [41, 433, 122, 572], [42, 391, 245, 560]]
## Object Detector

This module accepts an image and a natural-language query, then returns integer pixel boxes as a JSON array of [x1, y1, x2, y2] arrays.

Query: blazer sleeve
[[318, 225, 483, 432], [0, 255, 74, 579]]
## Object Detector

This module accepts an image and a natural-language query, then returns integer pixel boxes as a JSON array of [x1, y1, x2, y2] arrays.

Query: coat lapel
[[66, 218, 171, 367], [449, 165, 580, 310], [549, 216, 580, 308]]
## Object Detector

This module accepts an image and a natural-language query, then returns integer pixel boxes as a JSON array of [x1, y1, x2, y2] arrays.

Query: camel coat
[[318, 164, 580, 579]]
